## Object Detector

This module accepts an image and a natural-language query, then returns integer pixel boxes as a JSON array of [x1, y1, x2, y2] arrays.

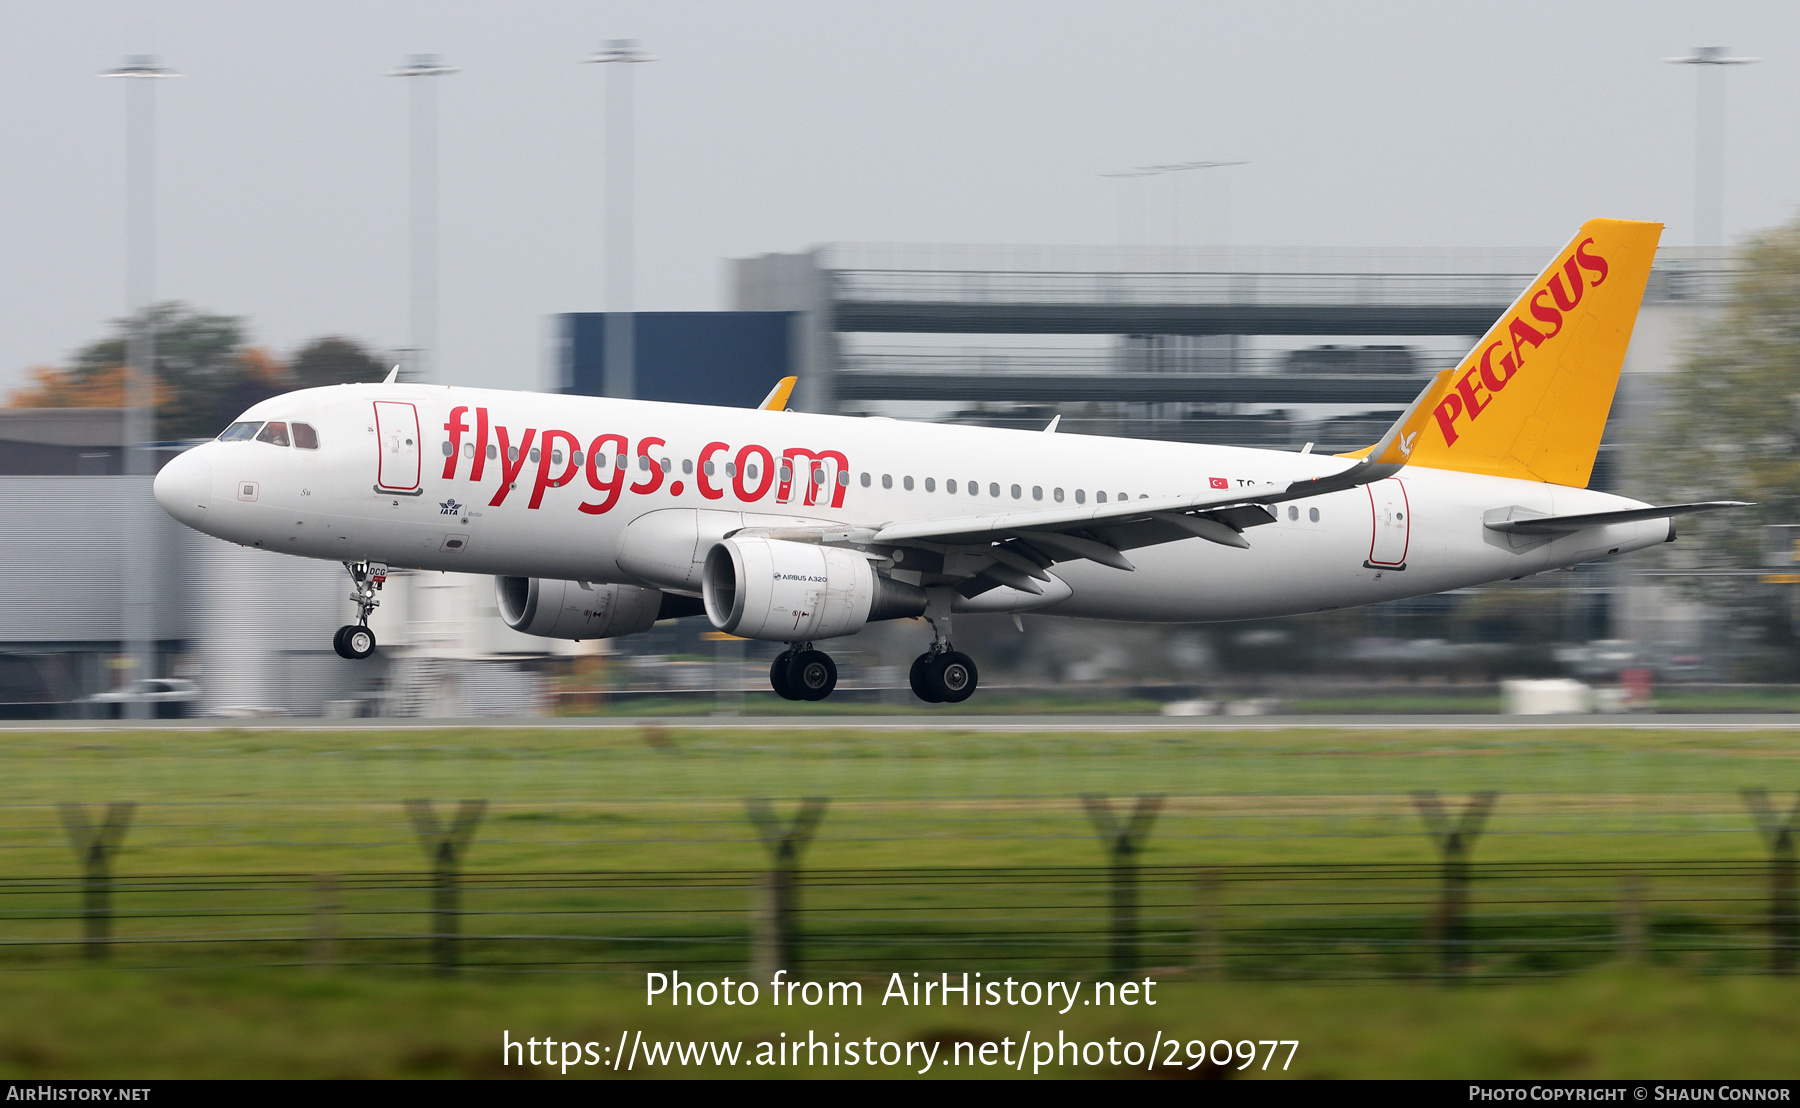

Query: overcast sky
[[3, 0, 1798, 395]]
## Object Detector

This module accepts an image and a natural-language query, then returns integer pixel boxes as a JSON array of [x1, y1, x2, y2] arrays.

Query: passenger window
[[1011, 484, 1021, 499], [1075, 490, 1086, 504], [1309, 507, 1321, 522], [255, 421, 290, 447], [217, 421, 262, 442], [990, 482, 1001, 497], [488, 444, 498, 460], [682, 459, 693, 475], [1118, 492, 1127, 502], [551, 449, 564, 465], [660, 458, 671, 473], [947, 479, 957, 493], [1096, 491, 1107, 504], [1032, 486, 1042, 501], [837, 471, 850, 487], [861, 472, 871, 487], [1054, 487, 1064, 503], [572, 451, 583, 467], [969, 480, 979, 497], [441, 441, 453, 457], [725, 462, 736, 477], [904, 476, 914, 491], [529, 448, 540, 463], [1288, 506, 1298, 521], [779, 464, 792, 481], [924, 478, 935, 492], [292, 423, 319, 450], [882, 474, 893, 490], [462, 442, 473, 458]]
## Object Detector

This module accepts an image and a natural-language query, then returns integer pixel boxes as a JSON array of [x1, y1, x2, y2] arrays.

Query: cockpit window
[[218, 421, 263, 442], [255, 421, 291, 447], [292, 423, 319, 450]]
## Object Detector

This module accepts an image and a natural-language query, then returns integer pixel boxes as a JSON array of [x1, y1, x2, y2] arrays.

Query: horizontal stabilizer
[[1483, 501, 1751, 535]]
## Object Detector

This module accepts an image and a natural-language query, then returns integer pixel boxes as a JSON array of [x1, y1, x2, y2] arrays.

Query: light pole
[[103, 54, 178, 719], [585, 39, 654, 399], [1666, 47, 1758, 251], [390, 55, 457, 384]]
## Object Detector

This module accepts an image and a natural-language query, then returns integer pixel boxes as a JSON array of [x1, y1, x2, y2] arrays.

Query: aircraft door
[[1364, 478, 1409, 569], [373, 401, 422, 493]]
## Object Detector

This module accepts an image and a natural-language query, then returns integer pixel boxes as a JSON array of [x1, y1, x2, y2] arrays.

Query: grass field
[[2, 724, 1798, 1078]]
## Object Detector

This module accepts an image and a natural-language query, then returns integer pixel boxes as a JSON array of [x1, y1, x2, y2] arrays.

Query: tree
[[7, 305, 391, 440], [1646, 215, 1800, 668], [291, 337, 388, 389]]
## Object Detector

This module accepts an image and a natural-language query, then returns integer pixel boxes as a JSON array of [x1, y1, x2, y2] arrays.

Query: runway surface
[[7, 713, 1800, 732]]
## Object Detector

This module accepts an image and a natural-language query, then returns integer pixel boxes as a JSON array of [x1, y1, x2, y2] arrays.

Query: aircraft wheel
[[909, 653, 943, 703], [929, 651, 978, 704], [336, 624, 377, 660], [769, 652, 801, 701], [789, 649, 838, 701]]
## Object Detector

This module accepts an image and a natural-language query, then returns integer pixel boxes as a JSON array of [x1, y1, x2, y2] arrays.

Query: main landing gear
[[769, 645, 838, 701], [909, 609, 978, 704], [909, 646, 978, 704], [762, 614, 982, 706], [333, 560, 385, 660]]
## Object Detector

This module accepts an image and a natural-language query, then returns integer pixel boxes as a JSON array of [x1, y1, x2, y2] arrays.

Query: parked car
[[83, 678, 200, 719]]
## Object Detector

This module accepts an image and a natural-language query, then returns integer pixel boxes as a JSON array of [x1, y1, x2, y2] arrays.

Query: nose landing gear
[[333, 560, 386, 660], [769, 644, 838, 701]]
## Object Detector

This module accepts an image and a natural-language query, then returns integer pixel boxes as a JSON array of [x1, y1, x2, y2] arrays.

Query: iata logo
[[1433, 237, 1610, 446], [439, 497, 462, 516]]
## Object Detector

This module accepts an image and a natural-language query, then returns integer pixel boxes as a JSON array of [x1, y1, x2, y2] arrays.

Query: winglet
[[757, 376, 798, 411], [1043, 414, 1061, 433], [383, 364, 400, 384]]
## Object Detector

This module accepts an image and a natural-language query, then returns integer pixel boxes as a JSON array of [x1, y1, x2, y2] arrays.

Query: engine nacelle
[[702, 537, 926, 642], [494, 576, 666, 640]]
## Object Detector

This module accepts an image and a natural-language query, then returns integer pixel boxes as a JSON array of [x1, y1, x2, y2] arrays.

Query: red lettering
[[780, 448, 850, 508], [1477, 341, 1514, 393], [1433, 394, 1466, 446], [1548, 258, 1584, 313], [696, 441, 730, 500], [528, 429, 581, 510], [629, 437, 667, 496], [1455, 367, 1490, 424], [1528, 290, 1564, 340], [488, 426, 536, 507], [1507, 316, 1546, 355], [733, 444, 775, 502], [577, 432, 629, 515], [442, 406, 468, 479], [1575, 236, 1608, 286], [470, 407, 490, 482]]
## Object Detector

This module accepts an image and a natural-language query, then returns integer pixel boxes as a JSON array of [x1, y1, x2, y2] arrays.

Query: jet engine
[[701, 537, 926, 642], [495, 576, 675, 640]]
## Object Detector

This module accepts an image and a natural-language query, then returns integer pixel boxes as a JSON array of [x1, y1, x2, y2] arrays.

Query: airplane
[[153, 218, 1745, 704]]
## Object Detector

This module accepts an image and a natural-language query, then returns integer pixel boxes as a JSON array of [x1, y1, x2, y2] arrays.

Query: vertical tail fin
[[1404, 218, 1662, 488]]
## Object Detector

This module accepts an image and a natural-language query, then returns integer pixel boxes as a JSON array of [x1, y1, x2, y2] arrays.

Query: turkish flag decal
[[1209, 477, 1229, 489]]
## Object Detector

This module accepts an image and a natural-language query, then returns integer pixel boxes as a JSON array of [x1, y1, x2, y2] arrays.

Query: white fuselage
[[153, 383, 1669, 628]]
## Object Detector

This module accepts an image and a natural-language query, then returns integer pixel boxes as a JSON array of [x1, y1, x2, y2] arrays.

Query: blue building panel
[[560, 311, 794, 408]]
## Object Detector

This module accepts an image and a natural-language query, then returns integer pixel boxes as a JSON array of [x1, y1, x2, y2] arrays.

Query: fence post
[[1618, 873, 1648, 964], [1192, 866, 1225, 979], [1411, 790, 1498, 980], [1081, 794, 1165, 976], [310, 874, 340, 969], [58, 802, 135, 961], [404, 799, 486, 975], [1740, 789, 1800, 975], [746, 797, 828, 980]]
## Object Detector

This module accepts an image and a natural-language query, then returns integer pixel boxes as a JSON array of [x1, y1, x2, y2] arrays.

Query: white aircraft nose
[[153, 447, 213, 529]]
